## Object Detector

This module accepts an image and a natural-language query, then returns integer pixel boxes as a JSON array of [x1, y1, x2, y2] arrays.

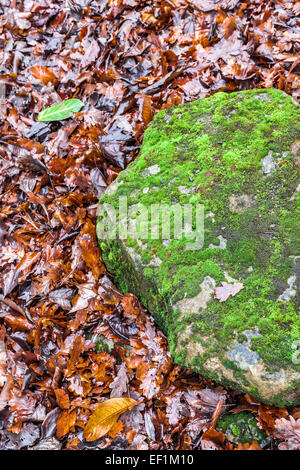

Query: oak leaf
[[109, 363, 128, 398], [275, 417, 300, 450], [214, 281, 244, 302], [235, 441, 262, 450]]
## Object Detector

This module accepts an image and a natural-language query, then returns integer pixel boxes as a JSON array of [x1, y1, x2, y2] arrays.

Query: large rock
[[97, 88, 300, 406]]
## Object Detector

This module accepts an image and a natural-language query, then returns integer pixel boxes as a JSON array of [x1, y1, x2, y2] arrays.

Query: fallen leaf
[[54, 389, 70, 410], [211, 399, 224, 428], [38, 99, 84, 122], [49, 288, 74, 309], [31, 65, 57, 85], [142, 95, 153, 127], [214, 282, 244, 302], [235, 440, 262, 450], [275, 417, 300, 450], [0, 340, 7, 387], [202, 427, 226, 445], [83, 397, 138, 441], [80, 40, 100, 68], [56, 409, 77, 439], [222, 16, 236, 39], [110, 363, 129, 398]]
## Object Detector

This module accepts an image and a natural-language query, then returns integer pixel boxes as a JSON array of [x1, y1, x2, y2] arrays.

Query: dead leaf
[[56, 409, 77, 439], [110, 363, 129, 398], [30, 65, 57, 85], [54, 389, 70, 410], [275, 417, 300, 450], [142, 95, 153, 127], [211, 399, 224, 428], [222, 16, 236, 39], [80, 40, 100, 68], [202, 427, 226, 445], [235, 440, 262, 450], [83, 397, 138, 441], [214, 281, 244, 302]]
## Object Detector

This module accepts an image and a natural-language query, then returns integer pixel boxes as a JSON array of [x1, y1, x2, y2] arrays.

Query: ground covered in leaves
[[0, 0, 299, 451]]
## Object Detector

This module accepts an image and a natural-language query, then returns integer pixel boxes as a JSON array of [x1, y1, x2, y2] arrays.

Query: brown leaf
[[202, 427, 226, 445], [211, 399, 224, 428], [142, 95, 153, 127], [56, 409, 77, 439], [49, 288, 74, 309], [214, 281, 244, 302], [0, 375, 13, 411], [109, 363, 129, 398], [30, 65, 57, 85], [108, 420, 124, 438], [121, 294, 141, 318], [83, 397, 138, 441], [235, 440, 262, 450], [275, 417, 300, 450], [0, 340, 7, 388], [4, 315, 33, 332], [222, 16, 236, 39], [80, 40, 100, 68], [258, 403, 288, 431], [79, 234, 104, 280], [54, 389, 70, 410]]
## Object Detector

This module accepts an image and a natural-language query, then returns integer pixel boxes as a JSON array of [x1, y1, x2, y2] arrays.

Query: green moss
[[97, 88, 300, 405], [216, 412, 271, 448], [93, 335, 114, 354]]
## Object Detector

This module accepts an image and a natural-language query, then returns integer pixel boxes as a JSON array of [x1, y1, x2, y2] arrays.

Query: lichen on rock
[[97, 88, 300, 406]]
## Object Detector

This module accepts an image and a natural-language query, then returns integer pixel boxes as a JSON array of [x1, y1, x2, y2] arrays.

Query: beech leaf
[[30, 65, 57, 85], [142, 95, 153, 127], [83, 397, 138, 441], [37, 99, 84, 122]]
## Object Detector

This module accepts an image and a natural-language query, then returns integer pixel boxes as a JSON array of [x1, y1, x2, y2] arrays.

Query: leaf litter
[[0, 0, 299, 450]]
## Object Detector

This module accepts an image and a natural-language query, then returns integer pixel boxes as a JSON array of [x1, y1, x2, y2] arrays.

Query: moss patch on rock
[[97, 88, 300, 406], [216, 412, 271, 448]]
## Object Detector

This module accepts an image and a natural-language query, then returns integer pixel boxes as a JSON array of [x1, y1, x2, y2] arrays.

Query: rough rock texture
[[97, 88, 300, 406]]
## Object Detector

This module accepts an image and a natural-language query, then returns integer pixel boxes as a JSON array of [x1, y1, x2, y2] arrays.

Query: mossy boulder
[[97, 88, 300, 406]]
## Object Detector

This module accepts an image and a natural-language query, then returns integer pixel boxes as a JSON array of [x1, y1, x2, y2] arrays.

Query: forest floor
[[0, 0, 299, 450]]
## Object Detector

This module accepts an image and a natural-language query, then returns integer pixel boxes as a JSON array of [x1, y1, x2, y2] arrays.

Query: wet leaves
[[0, 0, 298, 451], [275, 417, 300, 450]]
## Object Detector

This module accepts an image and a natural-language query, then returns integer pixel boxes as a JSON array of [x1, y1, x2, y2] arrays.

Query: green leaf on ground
[[37, 98, 84, 122]]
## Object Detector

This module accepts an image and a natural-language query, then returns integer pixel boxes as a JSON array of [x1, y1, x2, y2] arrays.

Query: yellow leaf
[[83, 397, 138, 442]]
